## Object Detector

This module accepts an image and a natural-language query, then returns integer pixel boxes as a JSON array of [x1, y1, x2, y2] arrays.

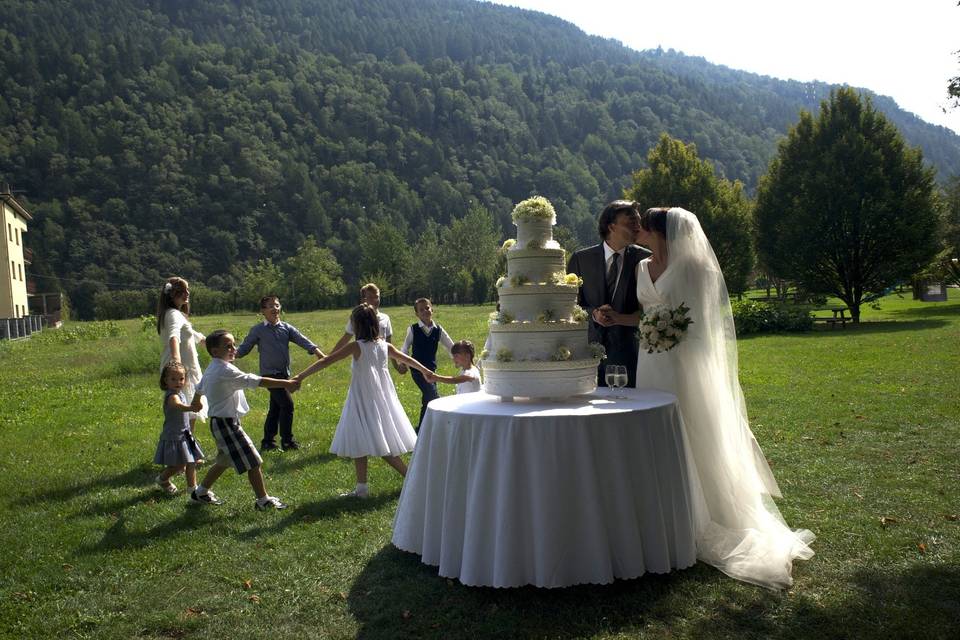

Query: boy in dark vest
[[398, 298, 454, 429]]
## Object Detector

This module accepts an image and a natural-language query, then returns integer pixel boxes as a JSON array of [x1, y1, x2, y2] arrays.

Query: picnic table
[[814, 306, 849, 328]]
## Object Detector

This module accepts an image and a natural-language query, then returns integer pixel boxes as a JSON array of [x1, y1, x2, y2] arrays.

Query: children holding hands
[[235, 295, 323, 451], [428, 340, 482, 394], [398, 298, 455, 427], [154, 362, 206, 494], [294, 303, 433, 498], [329, 283, 404, 373], [192, 330, 299, 510]]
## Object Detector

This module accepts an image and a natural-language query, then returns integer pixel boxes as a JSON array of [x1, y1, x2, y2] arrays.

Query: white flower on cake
[[537, 309, 556, 323], [589, 342, 607, 360], [496, 348, 514, 362], [572, 305, 589, 322], [527, 238, 544, 249], [550, 271, 582, 287], [480, 349, 490, 360], [500, 239, 516, 253], [551, 346, 573, 361], [639, 303, 693, 353], [511, 196, 556, 223], [495, 276, 506, 288]]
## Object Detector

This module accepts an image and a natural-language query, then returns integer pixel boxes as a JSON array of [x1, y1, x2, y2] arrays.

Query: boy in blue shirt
[[236, 295, 323, 451]]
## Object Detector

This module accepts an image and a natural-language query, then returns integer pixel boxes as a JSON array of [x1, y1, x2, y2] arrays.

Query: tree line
[[94, 88, 955, 330], [0, 0, 956, 319]]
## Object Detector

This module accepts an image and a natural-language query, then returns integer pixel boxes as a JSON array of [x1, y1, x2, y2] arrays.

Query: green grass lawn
[[0, 292, 957, 639]]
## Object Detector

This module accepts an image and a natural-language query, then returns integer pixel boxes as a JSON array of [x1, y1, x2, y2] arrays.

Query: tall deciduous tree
[[358, 222, 411, 302], [440, 204, 502, 303], [755, 88, 940, 322], [232, 258, 285, 311], [933, 176, 960, 285], [941, 176, 960, 260], [625, 134, 754, 293], [284, 235, 346, 310]]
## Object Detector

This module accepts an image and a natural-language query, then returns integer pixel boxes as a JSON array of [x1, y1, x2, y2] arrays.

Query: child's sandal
[[155, 474, 178, 494]]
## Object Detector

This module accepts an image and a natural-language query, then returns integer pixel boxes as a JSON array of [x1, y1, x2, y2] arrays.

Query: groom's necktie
[[606, 252, 620, 303]]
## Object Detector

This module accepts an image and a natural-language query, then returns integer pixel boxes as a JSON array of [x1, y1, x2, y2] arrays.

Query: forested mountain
[[2, 0, 959, 315]]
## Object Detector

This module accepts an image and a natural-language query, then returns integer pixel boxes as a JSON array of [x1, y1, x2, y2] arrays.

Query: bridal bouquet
[[639, 303, 693, 353]]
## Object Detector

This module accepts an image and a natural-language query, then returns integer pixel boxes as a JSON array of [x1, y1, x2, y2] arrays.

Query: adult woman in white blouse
[[157, 277, 208, 429]]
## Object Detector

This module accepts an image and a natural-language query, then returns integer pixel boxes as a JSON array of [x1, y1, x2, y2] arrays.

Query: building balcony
[[22, 246, 32, 265]]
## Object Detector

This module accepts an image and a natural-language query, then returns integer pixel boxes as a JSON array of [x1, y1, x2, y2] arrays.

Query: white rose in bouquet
[[639, 302, 694, 353]]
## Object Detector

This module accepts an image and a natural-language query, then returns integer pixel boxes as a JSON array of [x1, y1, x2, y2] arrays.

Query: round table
[[392, 388, 700, 588]]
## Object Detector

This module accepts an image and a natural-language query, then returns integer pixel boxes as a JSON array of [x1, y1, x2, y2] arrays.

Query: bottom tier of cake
[[480, 358, 598, 399]]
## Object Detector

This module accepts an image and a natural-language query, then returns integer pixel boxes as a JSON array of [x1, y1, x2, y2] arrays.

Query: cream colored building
[[1, 188, 31, 319]]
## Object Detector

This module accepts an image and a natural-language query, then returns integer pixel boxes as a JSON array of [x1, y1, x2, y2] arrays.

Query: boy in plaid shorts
[[192, 329, 299, 510]]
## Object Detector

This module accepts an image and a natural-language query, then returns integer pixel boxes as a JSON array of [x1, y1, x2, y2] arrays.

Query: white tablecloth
[[392, 388, 700, 588]]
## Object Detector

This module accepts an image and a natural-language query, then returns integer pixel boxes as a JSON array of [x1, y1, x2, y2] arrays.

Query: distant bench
[[813, 306, 849, 328]]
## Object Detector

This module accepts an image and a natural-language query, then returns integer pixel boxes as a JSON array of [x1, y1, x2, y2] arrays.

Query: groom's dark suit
[[567, 243, 651, 387]]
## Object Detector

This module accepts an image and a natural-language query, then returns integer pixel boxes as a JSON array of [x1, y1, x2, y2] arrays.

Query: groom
[[567, 200, 650, 387]]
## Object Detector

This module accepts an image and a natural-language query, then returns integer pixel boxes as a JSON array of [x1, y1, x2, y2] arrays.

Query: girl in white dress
[[431, 340, 482, 394], [295, 304, 434, 498], [157, 277, 208, 432], [633, 207, 814, 590]]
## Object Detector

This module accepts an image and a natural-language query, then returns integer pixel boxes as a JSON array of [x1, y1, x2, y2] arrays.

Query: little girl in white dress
[[295, 303, 435, 498], [431, 339, 481, 394]]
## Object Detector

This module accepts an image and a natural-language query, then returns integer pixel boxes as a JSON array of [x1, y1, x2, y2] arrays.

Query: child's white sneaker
[[255, 496, 288, 511], [190, 489, 223, 505], [340, 487, 369, 499], [155, 474, 177, 494]]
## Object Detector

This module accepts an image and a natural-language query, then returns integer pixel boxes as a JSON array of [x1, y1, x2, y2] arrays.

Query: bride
[[633, 207, 814, 590]]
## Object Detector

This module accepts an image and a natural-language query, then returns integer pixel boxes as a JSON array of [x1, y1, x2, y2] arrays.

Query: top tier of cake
[[514, 215, 560, 250]]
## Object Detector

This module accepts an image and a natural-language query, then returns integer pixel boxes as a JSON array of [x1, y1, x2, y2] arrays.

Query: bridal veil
[[659, 208, 815, 589]]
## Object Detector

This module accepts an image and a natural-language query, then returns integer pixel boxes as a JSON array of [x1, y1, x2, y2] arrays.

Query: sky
[[487, 0, 960, 135]]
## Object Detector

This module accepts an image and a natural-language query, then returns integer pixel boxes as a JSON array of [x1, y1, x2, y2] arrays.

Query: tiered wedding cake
[[481, 197, 603, 399]]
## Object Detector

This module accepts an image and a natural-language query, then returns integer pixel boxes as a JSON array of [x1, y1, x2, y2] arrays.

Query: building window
[[10, 261, 14, 278], [15, 228, 19, 245], [6, 223, 10, 241], [18, 263, 22, 281]]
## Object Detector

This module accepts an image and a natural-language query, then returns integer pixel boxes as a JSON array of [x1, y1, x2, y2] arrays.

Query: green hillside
[[2, 0, 958, 315]]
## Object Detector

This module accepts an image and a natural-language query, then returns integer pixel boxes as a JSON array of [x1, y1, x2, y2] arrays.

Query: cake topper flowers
[[511, 196, 556, 223]]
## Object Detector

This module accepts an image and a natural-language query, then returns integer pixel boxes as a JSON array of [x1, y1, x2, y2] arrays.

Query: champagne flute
[[615, 365, 629, 392], [604, 364, 618, 392]]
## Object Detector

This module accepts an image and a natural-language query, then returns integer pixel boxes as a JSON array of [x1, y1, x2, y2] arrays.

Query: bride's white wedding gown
[[635, 210, 814, 590]]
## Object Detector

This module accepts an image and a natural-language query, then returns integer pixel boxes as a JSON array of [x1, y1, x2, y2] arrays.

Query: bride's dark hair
[[640, 207, 669, 239]]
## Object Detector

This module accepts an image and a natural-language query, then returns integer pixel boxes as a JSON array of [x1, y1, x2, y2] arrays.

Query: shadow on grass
[[688, 564, 960, 640], [262, 450, 337, 474], [68, 488, 178, 520], [347, 546, 747, 639], [349, 549, 960, 639], [234, 489, 402, 541], [796, 318, 949, 337], [885, 302, 960, 319], [73, 504, 224, 556], [11, 464, 156, 506]]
